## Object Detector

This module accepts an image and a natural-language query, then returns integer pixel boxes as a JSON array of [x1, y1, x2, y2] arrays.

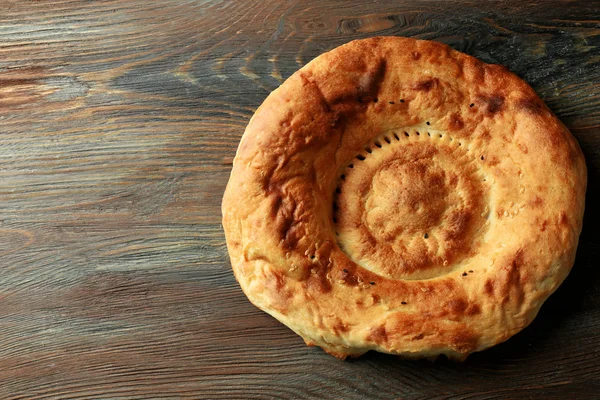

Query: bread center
[[366, 159, 448, 238], [335, 130, 489, 280]]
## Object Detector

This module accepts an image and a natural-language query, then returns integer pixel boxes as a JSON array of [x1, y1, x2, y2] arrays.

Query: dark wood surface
[[0, 1, 598, 398]]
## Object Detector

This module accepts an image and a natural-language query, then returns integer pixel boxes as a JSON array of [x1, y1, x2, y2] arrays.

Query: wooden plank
[[0, 0, 598, 398]]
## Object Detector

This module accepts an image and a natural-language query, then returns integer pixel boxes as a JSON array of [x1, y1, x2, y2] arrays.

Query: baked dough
[[222, 37, 586, 360]]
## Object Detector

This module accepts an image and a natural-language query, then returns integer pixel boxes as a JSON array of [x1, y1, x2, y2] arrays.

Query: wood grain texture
[[0, 0, 598, 398]]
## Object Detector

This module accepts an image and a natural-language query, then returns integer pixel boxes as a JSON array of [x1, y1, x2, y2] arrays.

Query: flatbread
[[221, 36, 586, 360]]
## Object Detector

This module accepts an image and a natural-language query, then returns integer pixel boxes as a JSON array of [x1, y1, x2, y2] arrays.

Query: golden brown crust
[[222, 37, 587, 360]]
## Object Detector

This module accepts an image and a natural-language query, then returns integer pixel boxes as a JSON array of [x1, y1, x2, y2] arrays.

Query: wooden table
[[1, 1, 598, 398]]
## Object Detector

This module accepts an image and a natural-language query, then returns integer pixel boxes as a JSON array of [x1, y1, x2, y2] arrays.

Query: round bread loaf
[[222, 36, 586, 360]]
